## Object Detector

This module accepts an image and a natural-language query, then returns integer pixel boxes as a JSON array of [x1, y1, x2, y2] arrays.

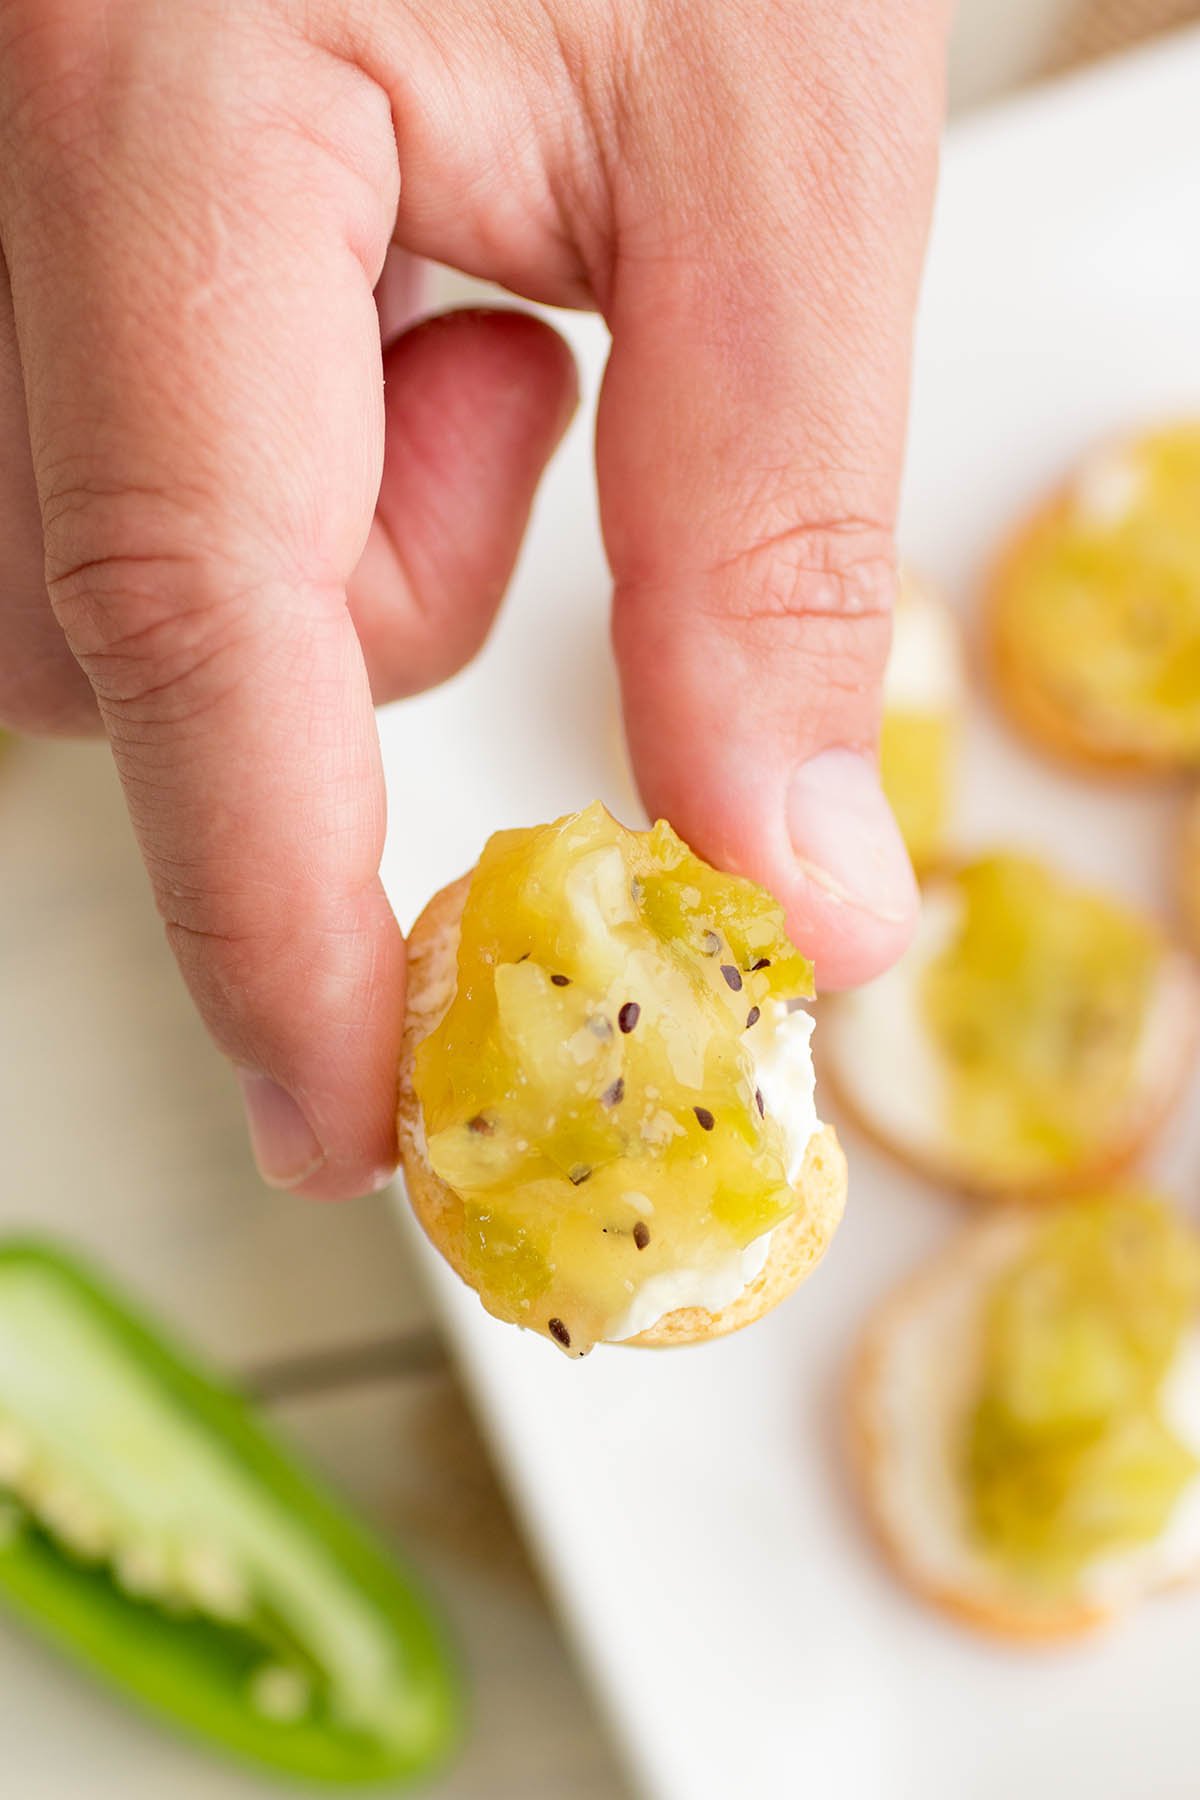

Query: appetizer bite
[[852, 1192, 1200, 1640], [880, 569, 964, 871], [397, 804, 846, 1356], [990, 421, 1200, 770], [823, 853, 1197, 1197]]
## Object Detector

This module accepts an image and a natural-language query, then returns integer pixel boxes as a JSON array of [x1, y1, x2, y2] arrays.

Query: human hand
[[0, 0, 947, 1196]]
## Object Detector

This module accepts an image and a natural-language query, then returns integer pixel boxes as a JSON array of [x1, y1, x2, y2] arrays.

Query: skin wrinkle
[[706, 537, 897, 625], [109, 643, 366, 771], [93, 631, 262, 723], [167, 919, 394, 1086], [36, 468, 214, 538], [242, 90, 398, 279], [387, 13, 575, 283], [45, 553, 288, 663], [528, 0, 622, 303]]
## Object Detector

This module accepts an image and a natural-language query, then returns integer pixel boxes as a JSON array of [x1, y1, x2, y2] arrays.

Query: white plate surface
[[380, 35, 1200, 1800]]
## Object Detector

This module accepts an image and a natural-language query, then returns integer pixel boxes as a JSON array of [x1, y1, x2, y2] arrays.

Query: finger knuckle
[[45, 541, 265, 724], [618, 516, 897, 705], [709, 517, 897, 629]]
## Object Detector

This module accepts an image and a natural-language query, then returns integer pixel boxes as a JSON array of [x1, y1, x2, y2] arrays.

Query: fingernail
[[236, 1071, 326, 1189], [787, 748, 917, 924]]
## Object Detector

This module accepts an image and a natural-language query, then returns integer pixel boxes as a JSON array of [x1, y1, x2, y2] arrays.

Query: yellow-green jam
[[923, 855, 1161, 1186], [880, 713, 954, 873], [968, 1194, 1200, 1580], [412, 804, 815, 1352], [997, 422, 1200, 761]]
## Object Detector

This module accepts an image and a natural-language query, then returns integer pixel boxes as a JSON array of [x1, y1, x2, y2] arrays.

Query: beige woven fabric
[[1048, 0, 1200, 72]]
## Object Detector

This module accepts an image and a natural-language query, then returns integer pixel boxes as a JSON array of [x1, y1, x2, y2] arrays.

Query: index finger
[[0, 15, 404, 1194]]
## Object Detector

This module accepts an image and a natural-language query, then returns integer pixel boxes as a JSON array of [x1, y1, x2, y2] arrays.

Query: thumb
[[598, 10, 945, 988]]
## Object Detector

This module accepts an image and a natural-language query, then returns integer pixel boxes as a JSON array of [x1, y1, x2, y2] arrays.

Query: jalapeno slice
[[0, 1240, 459, 1785]]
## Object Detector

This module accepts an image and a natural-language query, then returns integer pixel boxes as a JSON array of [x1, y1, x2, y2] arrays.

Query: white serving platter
[[380, 33, 1200, 1799]]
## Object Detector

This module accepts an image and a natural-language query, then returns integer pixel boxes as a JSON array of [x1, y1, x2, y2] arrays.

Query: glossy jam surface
[[922, 855, 1161, 1185], [412, 805, 815, 1352], [968, 1195, 1200, 1581], [997, 422, 1200, 761]]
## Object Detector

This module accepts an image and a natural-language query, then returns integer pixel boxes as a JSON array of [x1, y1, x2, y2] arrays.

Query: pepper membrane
[[0, 1241, 459, 1785]]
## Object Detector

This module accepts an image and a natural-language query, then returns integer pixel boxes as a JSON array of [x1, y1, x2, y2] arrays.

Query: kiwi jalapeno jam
[[968, 1195, 1200, 1581], [412, 803, 819, 1355], [922, 855, 1163, 1186]]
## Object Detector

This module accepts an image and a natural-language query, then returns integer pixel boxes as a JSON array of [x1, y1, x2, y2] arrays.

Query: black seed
[[750, 957, 771, 971], [693, 1106, 715, 1131], [746, 1005, 761, 1029], [548, 1318, 571, 1347], [755, 1088, 765, 1117], [632, 1221, 651, 1251], [618, 1002, 641, 1033], [551, 973, 571, 987], [517, 951, 531, 962], [588, 1015, 613, 1039], [467, 1114, 495, 1136], [720, 964, 743, 992], [701, 930, 721, 956], [569, 1164, 592, 1186], [601, 1077, 625, 1107]]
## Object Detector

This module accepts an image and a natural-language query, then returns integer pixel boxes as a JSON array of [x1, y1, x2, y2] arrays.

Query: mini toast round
[[850, 1210, 1200, 1640], [397, 872, 846, 1348]]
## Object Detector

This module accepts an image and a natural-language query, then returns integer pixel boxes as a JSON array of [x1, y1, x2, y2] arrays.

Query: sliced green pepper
[[0, 1239, 460, 1786]]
